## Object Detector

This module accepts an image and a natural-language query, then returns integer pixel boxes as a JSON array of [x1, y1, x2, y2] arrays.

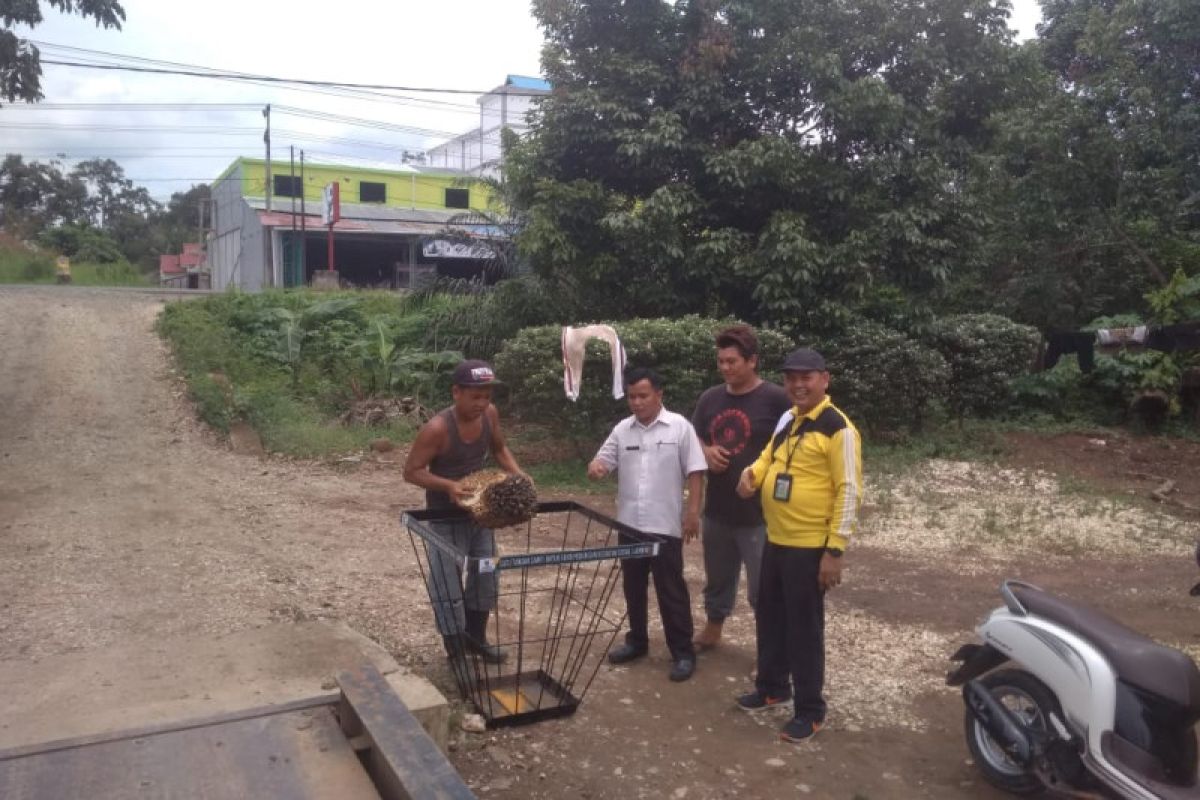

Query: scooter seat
[[1011, 585, 1200, 713]]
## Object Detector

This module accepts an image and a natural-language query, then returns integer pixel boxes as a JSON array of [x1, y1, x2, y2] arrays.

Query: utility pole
[[196, 197, 208, 289], [263, 104, 272, 212], [289, 145, 296, 287], [263, 104, 274, 287], [299, 149, 307, 284]]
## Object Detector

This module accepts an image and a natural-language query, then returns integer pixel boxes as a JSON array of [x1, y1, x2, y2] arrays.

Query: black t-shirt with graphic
[[691, 381, 792, 526]]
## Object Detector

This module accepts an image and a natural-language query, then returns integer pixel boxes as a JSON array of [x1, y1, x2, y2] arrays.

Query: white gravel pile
[[860, 459, 1193, 558]]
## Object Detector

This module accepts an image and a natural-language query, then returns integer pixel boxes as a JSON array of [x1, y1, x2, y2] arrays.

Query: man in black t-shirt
[[691, 325, 792, 651]]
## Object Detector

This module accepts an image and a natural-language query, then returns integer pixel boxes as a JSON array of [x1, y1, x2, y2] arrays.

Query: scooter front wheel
[[965, 669, 1060, 795]]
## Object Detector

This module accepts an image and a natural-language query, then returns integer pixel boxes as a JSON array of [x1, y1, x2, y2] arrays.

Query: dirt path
[[0, 285, 428, 663], [1, 286, 1196, 800]]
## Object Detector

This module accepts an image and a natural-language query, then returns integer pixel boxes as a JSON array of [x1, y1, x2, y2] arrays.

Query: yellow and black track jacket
[[747, 396, 862, 551]]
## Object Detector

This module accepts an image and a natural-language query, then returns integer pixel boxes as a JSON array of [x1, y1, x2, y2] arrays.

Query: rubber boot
[[442, 633, 466, 661], [465, 610, 507, 664]]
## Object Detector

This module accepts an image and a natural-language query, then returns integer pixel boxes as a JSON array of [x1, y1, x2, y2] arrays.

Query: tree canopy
[[508, 0, 1200, 334], [1, 0, 126, 104], [0, 154, 207, 269]]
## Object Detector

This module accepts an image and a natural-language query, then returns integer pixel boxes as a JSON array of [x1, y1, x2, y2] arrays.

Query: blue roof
[[506, 75, 551, 91]]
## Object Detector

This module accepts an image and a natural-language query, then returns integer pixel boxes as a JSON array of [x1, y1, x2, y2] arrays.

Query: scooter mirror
[[1191, 581, 1200, 597]]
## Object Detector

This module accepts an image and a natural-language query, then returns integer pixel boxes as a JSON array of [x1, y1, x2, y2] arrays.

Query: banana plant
[[391, 349, 463, 407], [361, 317, 399, 394], [258, 299, 362, 390]]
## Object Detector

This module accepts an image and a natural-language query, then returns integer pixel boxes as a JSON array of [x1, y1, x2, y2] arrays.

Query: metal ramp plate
[[0, 663, 474, 800], [0, 706, 378, 800]]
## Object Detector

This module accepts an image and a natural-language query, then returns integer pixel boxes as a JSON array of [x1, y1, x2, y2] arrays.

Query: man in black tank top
[[404, 360, 527, 663]]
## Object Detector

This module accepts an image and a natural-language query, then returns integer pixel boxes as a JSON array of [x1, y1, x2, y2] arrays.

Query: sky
[[6, 0, 1044, 201]]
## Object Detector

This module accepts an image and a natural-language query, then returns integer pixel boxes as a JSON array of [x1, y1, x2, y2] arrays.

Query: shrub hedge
[[923, 313, 1040, 419], [812, 320, 950, 436]]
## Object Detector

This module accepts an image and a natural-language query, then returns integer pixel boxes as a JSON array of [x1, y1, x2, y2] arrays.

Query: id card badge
[[772, 474, 793, 502]]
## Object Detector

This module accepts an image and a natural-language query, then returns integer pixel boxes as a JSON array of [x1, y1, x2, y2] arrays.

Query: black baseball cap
[[452, 359, 503, 386], [781, 348, 827, 372]]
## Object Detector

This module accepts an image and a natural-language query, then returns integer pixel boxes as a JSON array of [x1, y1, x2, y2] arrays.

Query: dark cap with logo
[[451, 359, 503, 386], [781, 348, 827, 373]]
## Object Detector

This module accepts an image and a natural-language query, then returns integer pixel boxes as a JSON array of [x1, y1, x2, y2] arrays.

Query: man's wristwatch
[[825, 547, 844, 558]]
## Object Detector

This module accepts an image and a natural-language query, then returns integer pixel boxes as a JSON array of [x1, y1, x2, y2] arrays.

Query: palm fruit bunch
[[459, 469, 538, 529]]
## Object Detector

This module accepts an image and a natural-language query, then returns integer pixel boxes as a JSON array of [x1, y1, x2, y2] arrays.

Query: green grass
[[865, 419, 1012, 476], [525, 458, 613, 494], [862, 415, 1164, 478], [258, 413, 416, 458], [157, 290, 424, 458], [0, 246, 151, 286]]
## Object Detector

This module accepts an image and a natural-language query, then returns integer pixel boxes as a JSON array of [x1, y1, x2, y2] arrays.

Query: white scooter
[[948, 579, 1200, 798]]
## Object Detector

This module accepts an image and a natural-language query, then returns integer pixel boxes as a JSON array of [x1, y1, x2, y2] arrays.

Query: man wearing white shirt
[[588, 366, 707, 682]]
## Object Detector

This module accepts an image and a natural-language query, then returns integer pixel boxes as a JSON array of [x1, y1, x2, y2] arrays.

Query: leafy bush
[[1087, 350, 1182, 421], [422, 274, 562, 359], [494, 316, 793, 448], [38, 225, 124, 263], [20, 252, 55, 281], [1008, 360, 1102, 421], [812, 320, 950, 436], [923, 313, 1040, 419], [157, 289, 462, 455]]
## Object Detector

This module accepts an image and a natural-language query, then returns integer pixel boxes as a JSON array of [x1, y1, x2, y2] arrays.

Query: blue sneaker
[[736, 690, 791, 713], [780, 717, 823, 743]]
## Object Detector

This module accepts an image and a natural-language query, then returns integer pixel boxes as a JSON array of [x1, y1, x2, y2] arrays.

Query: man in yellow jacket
[[734, 347, 862, 743]]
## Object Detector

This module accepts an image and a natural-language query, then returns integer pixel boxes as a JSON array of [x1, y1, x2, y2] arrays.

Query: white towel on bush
[[562, 325, 627, 402]]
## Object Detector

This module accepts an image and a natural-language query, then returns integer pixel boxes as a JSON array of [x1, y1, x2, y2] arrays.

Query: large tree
[[0, 155, 169, 269], [0, 153, 88, 233], [1, 1, 126, 104], [160, 183, 211, 252], [510, 0, 1023, 333], [973, 0, 1200, 327]]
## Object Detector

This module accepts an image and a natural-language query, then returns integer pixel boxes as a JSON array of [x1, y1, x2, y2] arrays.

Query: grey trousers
[[700, 515, 765, 623], [426, 520, 498, 636]]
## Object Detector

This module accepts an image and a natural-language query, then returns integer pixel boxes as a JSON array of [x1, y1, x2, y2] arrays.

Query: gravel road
[[0, 285, 428, 662]]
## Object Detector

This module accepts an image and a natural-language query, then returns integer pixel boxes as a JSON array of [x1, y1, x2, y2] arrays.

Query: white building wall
[[426, 131, 485, 172], [427, 82, 546, 176], [210, 164, 266, 291]]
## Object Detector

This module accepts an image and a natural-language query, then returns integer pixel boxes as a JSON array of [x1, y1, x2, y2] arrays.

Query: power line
[[2, 102, 512, 145], [38, 59, 551, 98], [0, 102, 262, 110], [0, 122, 468, 151], [1, 102, 479, 137], [30, 41, 489, 113]]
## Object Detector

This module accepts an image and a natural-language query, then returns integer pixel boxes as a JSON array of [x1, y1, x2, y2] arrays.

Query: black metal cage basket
[[403, 501, 661, 727]]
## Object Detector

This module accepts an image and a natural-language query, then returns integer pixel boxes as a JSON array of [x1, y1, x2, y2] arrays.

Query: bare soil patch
[[1006, 429, 1200, 514]]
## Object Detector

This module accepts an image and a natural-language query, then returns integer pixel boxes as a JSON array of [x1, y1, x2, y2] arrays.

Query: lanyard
[[771, 415, 813, 471]]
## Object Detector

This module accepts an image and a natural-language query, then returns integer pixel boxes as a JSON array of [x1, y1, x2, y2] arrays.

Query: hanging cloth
[[1043, 331, 1096, 373], [562, 325, 627, 401], [1095, 326, 1148, 346]]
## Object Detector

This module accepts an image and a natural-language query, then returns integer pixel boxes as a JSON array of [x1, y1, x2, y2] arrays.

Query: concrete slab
[[0, 621, 449, 753], [311, 270, 340, 290]]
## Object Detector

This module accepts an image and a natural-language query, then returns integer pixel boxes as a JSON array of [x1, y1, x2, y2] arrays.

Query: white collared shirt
[[593, 407, 707, 537]]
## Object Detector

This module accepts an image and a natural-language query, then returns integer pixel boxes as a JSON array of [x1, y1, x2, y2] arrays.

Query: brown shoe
[[693, 620, 723, 651]]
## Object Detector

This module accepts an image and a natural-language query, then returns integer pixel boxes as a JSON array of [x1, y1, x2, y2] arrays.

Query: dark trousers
[[755, 542, 826, 722], [620, 535, 695, 661]]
